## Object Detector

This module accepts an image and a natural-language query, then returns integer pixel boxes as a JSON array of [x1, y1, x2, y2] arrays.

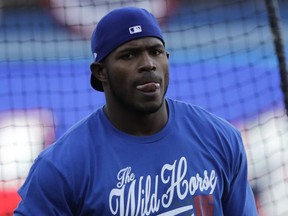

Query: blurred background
[[1, 0, 288, 215]]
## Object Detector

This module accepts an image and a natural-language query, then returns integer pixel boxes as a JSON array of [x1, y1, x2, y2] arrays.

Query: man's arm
[[14, 157, 75, 216], [222, 132, 258, 215]]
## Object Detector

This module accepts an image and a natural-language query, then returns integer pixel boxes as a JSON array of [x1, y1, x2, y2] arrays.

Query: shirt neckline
[[99, 98, 174, 144]]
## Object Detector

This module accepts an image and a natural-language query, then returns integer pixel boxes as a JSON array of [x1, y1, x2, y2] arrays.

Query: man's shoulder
[[167, 97, 215, 119], [40, 108, 104, 157], [167, 98, 239, 134], [60, 107, 104, 141]]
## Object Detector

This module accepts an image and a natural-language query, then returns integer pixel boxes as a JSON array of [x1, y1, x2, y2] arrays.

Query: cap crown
[[91, 7, 164, 62]]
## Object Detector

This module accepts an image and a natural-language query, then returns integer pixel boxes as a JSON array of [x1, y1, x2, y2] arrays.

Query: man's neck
[[103, 100, 168, 136]]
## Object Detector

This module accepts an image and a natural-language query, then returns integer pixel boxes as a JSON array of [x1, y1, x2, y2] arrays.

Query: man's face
[[103, 37, 169, 114]]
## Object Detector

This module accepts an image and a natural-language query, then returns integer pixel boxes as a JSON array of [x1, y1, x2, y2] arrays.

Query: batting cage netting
[[1, 0, 288, 215]]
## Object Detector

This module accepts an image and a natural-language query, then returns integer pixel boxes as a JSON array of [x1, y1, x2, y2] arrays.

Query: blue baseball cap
[[90, 6, 165, 91]]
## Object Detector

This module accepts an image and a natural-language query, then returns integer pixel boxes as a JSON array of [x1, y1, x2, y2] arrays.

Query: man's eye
[[152, 49, 163, 56], [121, 53, 134, 60]]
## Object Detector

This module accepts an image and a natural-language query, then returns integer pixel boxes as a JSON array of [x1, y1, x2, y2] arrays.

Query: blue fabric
[[14, 98, 258, 215], [91, 7, 164, 62]]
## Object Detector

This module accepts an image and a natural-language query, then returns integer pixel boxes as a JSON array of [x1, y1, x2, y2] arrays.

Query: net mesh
[[1, 0, 288, 215]]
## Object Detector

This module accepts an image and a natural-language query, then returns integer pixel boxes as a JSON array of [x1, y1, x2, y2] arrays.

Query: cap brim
[[90, 74, 104, 92]]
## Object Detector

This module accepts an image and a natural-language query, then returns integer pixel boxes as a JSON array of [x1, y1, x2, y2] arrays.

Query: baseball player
[[14, 7, 258, 215]]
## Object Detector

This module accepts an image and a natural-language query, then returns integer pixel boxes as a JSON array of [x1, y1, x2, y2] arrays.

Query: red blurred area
[[0, 190, 20, 216]]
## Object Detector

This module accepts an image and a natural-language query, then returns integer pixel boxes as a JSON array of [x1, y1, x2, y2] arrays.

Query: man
[[14, 7, 258, 215]]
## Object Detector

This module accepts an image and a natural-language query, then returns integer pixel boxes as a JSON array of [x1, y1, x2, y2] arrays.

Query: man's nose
[[138, 52, 156, 72]]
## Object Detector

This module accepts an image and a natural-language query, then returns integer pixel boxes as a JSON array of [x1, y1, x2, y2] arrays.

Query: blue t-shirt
[[14, 98, 258, 215]]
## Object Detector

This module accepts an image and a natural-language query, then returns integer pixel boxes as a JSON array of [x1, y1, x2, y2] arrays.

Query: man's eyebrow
[[117, 47, 140, 53]]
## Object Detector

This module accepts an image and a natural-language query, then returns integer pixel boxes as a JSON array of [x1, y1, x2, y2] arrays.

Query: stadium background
[[1, 0, 288, 215]]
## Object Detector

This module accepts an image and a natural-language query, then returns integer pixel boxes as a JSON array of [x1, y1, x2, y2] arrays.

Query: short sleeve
[[14, 157, 75, 216], [222, 132, 258, 215]]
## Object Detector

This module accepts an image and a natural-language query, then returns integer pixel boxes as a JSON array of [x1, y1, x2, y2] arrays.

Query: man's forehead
[[116, 37, 164, 51]]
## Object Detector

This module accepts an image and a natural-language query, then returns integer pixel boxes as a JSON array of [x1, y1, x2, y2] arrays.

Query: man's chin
[[134, 99, 165, 115]]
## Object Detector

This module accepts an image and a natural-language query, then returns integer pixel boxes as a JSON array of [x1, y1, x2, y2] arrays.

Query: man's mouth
[[136, 82, 160, 92]]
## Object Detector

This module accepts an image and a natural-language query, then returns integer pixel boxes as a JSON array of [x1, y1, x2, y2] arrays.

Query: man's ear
[[166, 51, 170, 59], [90, 62, 107, 83]]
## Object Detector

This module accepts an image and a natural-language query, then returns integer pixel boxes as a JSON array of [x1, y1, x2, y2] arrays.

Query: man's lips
[[136, 82, 160, 92]]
